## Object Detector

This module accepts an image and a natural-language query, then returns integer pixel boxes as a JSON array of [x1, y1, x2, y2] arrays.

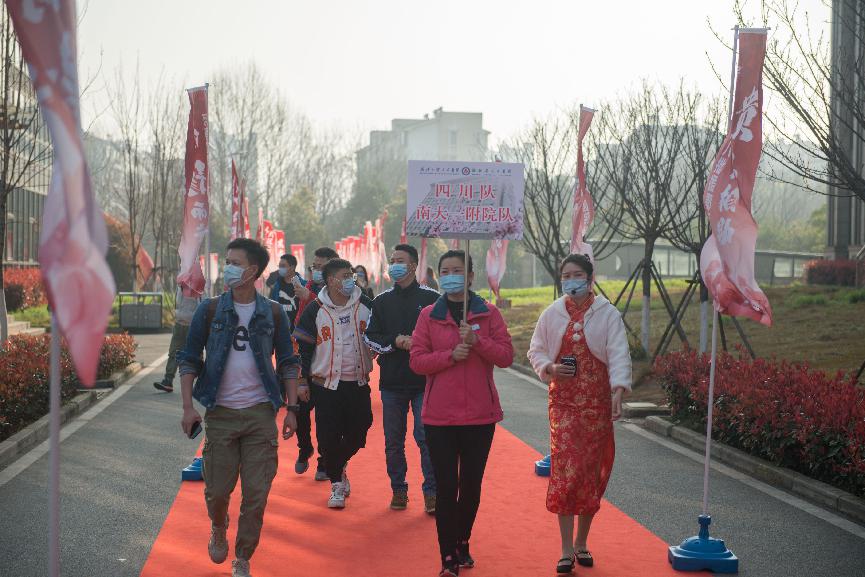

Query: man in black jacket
[[364, 243, 440, 513]]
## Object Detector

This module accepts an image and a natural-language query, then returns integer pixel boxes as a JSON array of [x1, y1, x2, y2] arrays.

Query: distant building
[[827, 0, 865, 259], [356, 107, 489, 183]]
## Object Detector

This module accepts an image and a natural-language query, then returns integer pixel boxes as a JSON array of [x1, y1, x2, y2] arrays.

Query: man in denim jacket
[[178, 238, 299, 577]]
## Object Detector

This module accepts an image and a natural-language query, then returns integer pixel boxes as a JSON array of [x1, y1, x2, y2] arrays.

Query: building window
[[449, 130, 458, 147]]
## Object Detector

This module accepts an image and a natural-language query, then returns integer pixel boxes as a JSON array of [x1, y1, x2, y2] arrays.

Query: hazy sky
[[77, 0, 830, 144]]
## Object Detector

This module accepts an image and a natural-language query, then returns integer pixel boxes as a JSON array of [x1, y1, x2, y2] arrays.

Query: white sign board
[[406, 160, 524, 240]]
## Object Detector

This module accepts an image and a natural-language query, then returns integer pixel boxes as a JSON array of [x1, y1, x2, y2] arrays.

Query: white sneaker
[[328, 482, 346, 508], [342, 465, 350, 497], [232, 557, 252, 577]]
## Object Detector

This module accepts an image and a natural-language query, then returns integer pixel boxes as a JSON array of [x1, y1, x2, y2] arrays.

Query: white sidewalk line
[[621, 423, 865, 541], [0, 353, 168, 488], [503, 366, 547, 391]]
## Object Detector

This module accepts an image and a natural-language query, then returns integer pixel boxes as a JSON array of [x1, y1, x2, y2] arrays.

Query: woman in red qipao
[[528, 254, 632, 574]]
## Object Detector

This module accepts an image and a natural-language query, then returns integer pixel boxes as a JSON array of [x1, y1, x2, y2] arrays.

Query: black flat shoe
[[153, 381, 173, 393], [576, 549, 593, 567], [556, 555, 575, 574]]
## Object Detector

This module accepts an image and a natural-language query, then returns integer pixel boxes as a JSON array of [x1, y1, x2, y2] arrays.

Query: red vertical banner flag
[[6, 0, 115, 384], [177, 85, 209, 298], [700, 29, 772, 326], [275, 230, 286, 262], [570, 105, 596, 258], [290, 244, 306, 273], [400, 216, 408, 244], [261, 220, 276, 278], [242, 194, 251, 239], [230, 160, 241, 240], [486, 239, 509, 299]]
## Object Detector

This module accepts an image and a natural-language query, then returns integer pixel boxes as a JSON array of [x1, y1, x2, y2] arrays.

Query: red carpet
[[141, 370, 679, 577]]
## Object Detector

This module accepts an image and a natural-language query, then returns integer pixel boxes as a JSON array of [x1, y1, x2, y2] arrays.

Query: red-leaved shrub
[[3, 267, 47, 311], [803, 259, 857, 286], [654, 350, 865, 497], [0, 333, 137, 441]]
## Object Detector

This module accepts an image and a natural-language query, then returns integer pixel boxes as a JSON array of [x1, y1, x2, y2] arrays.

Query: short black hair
[[323, 258, 353, 283], [438, 249, 473, 274], [279, 253, 297, 267], [393, 243, 419, 264], [314, 246, 339, 260], [226, 238, 269, 279], [354, 264, 368, 276], [559, 253, 593, 277]]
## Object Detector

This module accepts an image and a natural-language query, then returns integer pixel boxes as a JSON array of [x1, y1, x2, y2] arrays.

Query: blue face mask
[[312, 270, 323, 284], [388, 263, 408, 281], [340, 278, 356, 296], [224, 264, 248, 289], [439, 274, 465, 295], [278, 267, 289, 277], [562, 278, 589, 297]]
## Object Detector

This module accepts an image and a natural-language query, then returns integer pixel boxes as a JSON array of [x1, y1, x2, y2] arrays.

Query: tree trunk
[[641, 238, 656, 353], [0, 193, 8, 342], [699, 279, 709, 353]]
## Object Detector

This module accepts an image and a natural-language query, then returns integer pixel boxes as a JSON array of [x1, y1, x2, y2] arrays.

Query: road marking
[[0, 353, 168, 488], [622, 423, 865, 541]]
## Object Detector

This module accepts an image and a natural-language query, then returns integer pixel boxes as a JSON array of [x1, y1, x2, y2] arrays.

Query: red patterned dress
[[546, 294, 615, 515]]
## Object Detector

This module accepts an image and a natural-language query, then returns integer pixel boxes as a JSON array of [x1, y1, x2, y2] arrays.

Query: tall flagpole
[[48, 314, 61, 577], [701, 24, 740, 518], [204, 82, 212, 297]]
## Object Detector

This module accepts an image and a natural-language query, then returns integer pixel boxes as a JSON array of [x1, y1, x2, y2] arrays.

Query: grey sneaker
[[390, 491, 408, 510], [341, 465, 350, 497], [328, 482, 346, 509], [232, 557, 252, 577], [314, 468, 329, 481], [208, 517, 229, 564]]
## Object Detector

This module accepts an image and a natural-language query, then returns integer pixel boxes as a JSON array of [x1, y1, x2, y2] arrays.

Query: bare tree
[[591, 83, 695, 352], [0, 7, 52, 340], [728, 0, 863, 204], [107, 64, 149, 290], [662, 93, 726, 352], [503, 113, 618, 298], [147, 77, 185, 294]]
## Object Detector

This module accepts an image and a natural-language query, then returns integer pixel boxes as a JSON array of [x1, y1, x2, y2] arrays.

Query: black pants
[[295, 398, 324, 469], [312, 381, 373, 482], [425, 423, 496, 561]]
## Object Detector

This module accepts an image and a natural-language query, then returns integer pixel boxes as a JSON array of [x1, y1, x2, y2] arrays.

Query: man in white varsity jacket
[[293, 258, 374, 509]]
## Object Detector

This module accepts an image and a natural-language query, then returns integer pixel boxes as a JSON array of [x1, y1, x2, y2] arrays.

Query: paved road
[[1, 333, 863, 577]]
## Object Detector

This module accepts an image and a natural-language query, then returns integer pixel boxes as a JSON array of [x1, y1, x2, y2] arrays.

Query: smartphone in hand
[[560, 355, 578, 376], [189, 420, 203, 439]]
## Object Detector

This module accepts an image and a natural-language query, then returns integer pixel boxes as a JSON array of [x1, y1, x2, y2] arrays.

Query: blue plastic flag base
[[669, 515, 738, 573], [181, 456, 203, 481], [534, 454, 551, 477]]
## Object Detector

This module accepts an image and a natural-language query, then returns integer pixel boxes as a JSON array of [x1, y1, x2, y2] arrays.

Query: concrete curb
[[643, 415, 865, 526], [0, 362, 143, 471]]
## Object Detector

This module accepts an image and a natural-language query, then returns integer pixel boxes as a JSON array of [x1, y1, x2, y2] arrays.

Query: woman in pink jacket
[[410, 250, 514, 577], [528, 254, 631, 574]]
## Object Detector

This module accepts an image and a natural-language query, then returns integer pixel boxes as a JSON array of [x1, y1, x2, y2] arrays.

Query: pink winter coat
[[410, 293, 514, 426]]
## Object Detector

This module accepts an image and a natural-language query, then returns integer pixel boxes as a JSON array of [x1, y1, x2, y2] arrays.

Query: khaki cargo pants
[[203, 402, 279, 561]]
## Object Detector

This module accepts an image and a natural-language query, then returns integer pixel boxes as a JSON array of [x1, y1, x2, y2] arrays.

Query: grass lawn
[[499, 282, 865, 402]]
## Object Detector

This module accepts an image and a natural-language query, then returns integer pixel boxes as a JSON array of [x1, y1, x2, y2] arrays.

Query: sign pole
[[48, 314, 61, 577], [463, 239, 471, 324]]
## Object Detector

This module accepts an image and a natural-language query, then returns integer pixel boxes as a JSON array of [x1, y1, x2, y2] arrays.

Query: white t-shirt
[[216, 301, 270, 409], [336, 311, 359, 381]]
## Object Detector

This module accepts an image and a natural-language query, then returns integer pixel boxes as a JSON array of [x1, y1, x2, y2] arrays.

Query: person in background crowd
[[295, 258, 374, 509], [154, 287, 201, 392], [364, 244, 440, 513], [410, 250, 514, 577], [177, 238, 299, 577], [354, 264, 375, 300], [292, 246, 339, 479], [268, 253, 305, 337], [527, 253, 631, 574], [424, 266, 439, 291]]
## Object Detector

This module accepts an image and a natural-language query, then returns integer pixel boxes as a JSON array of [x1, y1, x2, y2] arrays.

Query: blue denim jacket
[[177, 290, 299, 410]]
